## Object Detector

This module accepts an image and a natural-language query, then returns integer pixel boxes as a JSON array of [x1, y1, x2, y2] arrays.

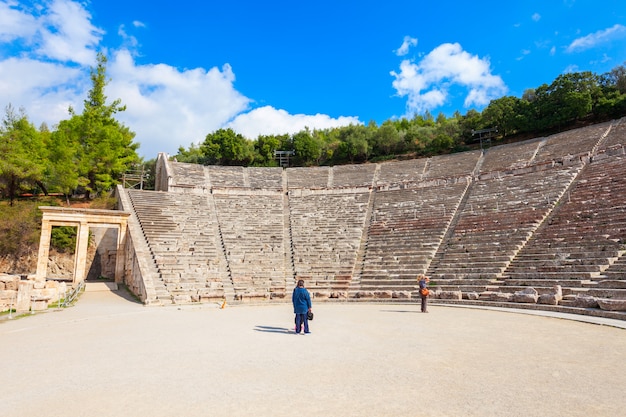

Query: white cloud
[[0, 0, 39, 42], [226, 106, 361, 139], [566, 24, 626, 53], [0, 0, 361, 159], [395, 36, 418, 56], [0, 56, 84, 123], [107, 50, 252, 157], [37, 0, 103, 65], [532, 13, 541, 22], [550, 46, 556, 56], [390, 42, 507, 115]]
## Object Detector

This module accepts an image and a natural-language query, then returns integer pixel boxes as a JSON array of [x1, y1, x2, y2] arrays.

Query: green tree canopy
[[55, 52, 139, 197], [0, 105, 46, 205], [200, 128, 254, 165]]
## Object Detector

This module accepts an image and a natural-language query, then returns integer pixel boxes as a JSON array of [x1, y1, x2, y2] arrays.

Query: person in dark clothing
[[292, 279, 312, 334], [418, 274, 430, 313]]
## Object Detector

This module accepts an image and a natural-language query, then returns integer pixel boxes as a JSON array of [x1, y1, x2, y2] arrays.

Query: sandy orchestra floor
[[1, 287, 625, 417]]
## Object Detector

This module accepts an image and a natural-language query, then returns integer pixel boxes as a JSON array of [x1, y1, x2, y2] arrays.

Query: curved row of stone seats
[[376, 158, 427, 186], [170, 161, 207, 189], [287, 167, 330, 189], [207, 166, 245, 188], [247, 167, 283, 189], [127, 189, 231, 304], [427, 164, 582, 282], [289, 190, 370, 296], [213, 192, 288, 299], [424, 150, 482, 179], [503, 154, 626, 286], [479, 138, 544, 174], [331, 164, 377, 188], [532, 122, 612, 163], [358, 181, 469, 293]]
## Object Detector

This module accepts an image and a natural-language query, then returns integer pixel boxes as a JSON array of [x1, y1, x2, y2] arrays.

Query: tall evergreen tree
[[54, 52, 139, 197], [0, 105, 46, 205]]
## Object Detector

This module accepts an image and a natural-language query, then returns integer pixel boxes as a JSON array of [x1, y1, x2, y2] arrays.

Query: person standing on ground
[[418, 274, 430, 313], [292, 279, 312, 334]]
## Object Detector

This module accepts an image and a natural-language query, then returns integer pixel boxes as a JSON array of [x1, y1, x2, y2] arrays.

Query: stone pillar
[[73, 221, 91, 284], [35, 219, 52, 281], [114, 221, 128, 284], [16, 280, 33, 313]]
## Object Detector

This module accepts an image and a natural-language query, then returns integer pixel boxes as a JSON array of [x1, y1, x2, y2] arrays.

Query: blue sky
[[1, 0, 625, 158]]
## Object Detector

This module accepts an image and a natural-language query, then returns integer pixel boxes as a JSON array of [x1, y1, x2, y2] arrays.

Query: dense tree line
[[0, 53, 140, 204], [176, 63, 626, 167]]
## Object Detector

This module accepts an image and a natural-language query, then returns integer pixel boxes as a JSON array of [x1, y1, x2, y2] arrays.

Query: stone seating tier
[[123, 121, 626, 309]]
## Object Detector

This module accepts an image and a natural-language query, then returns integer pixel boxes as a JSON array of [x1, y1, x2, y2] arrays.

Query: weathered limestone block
[[355, 291, 374, 299], [0, 274, 19, 291], [495, 292, 513, 302], [513, 288, 538, 304], [31, 299, 49, 311], [373, 290, 393, 299], [554, 285, 563, 298], [438, 290, 462, 300], [538, 294, 559, 305], [568, 295, 599, 308], [313, 291, 330, 299], [479, 291, 512, 302], [597, 298, 626, 311], [466, 292, 480, 300], [329, 291, 348, 299], [45, 280, 59, 289], [478, 291, 497, 300], [538, 286, 562, 305], [16, 280, 33, 313], [0, 290, 17, 312], [392, 291, 411, 299], [33, 280, 46, 290]]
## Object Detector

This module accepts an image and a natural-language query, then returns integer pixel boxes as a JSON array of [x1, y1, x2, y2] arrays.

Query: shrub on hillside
[[0, 200, 43, 257]]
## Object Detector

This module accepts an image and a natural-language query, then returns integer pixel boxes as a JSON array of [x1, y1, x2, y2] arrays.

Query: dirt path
[[1, 288, 625, 417]]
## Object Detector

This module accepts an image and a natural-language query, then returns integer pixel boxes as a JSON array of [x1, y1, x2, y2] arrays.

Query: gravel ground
[[1, 287, 625, 417]]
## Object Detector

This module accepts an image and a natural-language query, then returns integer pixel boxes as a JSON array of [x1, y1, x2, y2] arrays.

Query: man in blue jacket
[[292, 279, 312, 334]]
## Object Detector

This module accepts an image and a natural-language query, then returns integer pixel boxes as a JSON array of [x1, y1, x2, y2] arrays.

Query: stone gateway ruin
[[4, 118, 626, 318]]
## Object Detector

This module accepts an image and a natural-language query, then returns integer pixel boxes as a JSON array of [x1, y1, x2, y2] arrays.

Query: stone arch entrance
[[35, 207, 130, 285]]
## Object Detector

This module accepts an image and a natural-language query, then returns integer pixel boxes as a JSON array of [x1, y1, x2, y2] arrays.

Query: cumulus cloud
[[0, 0, 360, 158], [566, 24, 626, 53], [106, 50, 253, 156], [0, 56, 85, 125], [395, 36, 418, 56], [226, 106, 361, 139], [0, 1, 39, 41], [37, 0, 103, 65], [390, 42, 507, 116]]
